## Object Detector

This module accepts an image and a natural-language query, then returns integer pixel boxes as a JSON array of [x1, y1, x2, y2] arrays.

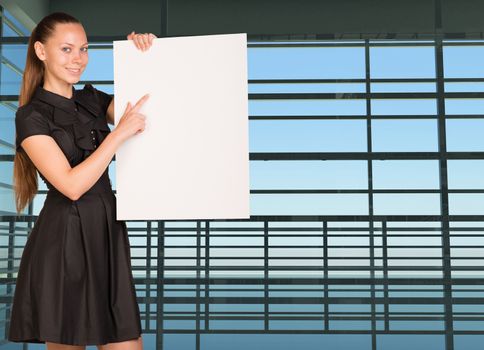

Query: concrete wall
[[167, 0, 435, 37], [49, 0, 163, 37], [4, 0, 484, 38]]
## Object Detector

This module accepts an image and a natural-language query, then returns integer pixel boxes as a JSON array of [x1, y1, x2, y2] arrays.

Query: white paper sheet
[[113, 33, 249, 220]]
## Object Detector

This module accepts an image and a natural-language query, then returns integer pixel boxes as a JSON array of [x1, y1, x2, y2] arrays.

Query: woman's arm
[[106, 32, 156, 126], [22, 131, 122, 200], [21, 95, 148, 201]]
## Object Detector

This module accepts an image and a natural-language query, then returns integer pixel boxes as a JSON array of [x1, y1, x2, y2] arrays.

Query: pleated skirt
[[8, 188, 142, 345]]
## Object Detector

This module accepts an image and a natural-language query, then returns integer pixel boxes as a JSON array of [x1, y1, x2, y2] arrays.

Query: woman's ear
[[34, 41, 46, 61]]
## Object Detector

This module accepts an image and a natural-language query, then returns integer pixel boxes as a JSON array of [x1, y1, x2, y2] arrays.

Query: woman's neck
[[42, 75, 73, 99]]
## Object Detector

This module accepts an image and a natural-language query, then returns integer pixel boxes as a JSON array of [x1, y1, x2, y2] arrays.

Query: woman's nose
[[72, 50, 82, 63]]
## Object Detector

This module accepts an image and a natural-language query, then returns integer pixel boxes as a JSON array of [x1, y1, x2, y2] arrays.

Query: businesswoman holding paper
[[8, 12, 154, 350]]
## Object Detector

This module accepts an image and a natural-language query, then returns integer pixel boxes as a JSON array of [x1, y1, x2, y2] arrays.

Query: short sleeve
[[15, 106, 51, 151], [85, 84, 113, 115]]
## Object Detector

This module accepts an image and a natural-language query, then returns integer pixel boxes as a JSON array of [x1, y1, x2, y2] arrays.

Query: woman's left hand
[[127, 31, 157, 51]]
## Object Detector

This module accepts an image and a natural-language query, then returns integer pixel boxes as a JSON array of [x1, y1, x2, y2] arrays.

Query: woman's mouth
[[66, 67, 81, 74]]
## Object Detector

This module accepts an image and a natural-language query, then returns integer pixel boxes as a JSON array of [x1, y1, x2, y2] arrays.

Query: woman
[[8, 12, 155, 350]]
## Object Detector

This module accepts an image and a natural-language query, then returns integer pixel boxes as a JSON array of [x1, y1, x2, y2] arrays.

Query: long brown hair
[[13, 12, 81, 214]]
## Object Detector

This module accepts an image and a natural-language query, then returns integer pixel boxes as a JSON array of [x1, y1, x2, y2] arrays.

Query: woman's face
[[35, 22, 88, 86]]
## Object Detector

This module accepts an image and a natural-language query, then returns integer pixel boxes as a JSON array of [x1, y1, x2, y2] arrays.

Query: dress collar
[[34, 85, 99, 115]]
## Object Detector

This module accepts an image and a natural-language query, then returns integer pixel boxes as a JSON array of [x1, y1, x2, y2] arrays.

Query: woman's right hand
[[112, 94, 149, 143]]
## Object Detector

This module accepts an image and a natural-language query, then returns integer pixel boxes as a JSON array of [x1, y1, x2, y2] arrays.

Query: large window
[[1, 8, 484, 350]]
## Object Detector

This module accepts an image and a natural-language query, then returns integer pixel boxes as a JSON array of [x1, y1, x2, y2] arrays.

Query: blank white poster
[[113, 33, 250, 220]]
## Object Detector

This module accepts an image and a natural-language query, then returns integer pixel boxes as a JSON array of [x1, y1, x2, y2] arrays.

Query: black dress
[[7, 84, 142, 345]]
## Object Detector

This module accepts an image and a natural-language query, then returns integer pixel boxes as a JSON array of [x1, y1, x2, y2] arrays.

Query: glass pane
[[248, 46, 365, 79], [371, 99, 437, 116], [250, 120, 367, 152], [370, 47, 436, 78], [250, 99, 366, 116], [201, 334, 372, 350], [0, 161, 13, 184], [2, 22, 18, 37], [371, 83, 436, 93], [0, 188, 15, 213], [377, 335, 445, 350], [454, 335, 484, 350], [372, 120, 438, 152], [445, 98, 484, 115], [373, 194, 441, 215], [445, 82, 484, 92], [251, 194, 368, 215], [2, 44, 27, 71], [446, 119, 484, 151], [81, 48, 113, 81], [444, 46, 484, 78], [0, 103, 15, 153], [1, 64, 22, 95], [250, 83, 365, 93], [372, 160, 440, 189], [448, 160, 484, 189], [449, 194, 484, 215], [250, 160, 368, 189]]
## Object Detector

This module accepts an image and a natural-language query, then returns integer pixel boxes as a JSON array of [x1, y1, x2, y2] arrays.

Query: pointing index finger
[[131, 93, 150, 113]]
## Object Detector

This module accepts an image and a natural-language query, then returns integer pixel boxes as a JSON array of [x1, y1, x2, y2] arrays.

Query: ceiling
[[2, 0, 484, 39]]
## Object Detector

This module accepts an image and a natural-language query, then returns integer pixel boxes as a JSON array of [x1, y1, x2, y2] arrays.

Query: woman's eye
[[81, 47, 88, 52], [61, 47, 71, 52]]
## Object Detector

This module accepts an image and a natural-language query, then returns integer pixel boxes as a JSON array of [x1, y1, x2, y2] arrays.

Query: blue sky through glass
[[2, 26, 484, 218], [9, 42, 484, 217]]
